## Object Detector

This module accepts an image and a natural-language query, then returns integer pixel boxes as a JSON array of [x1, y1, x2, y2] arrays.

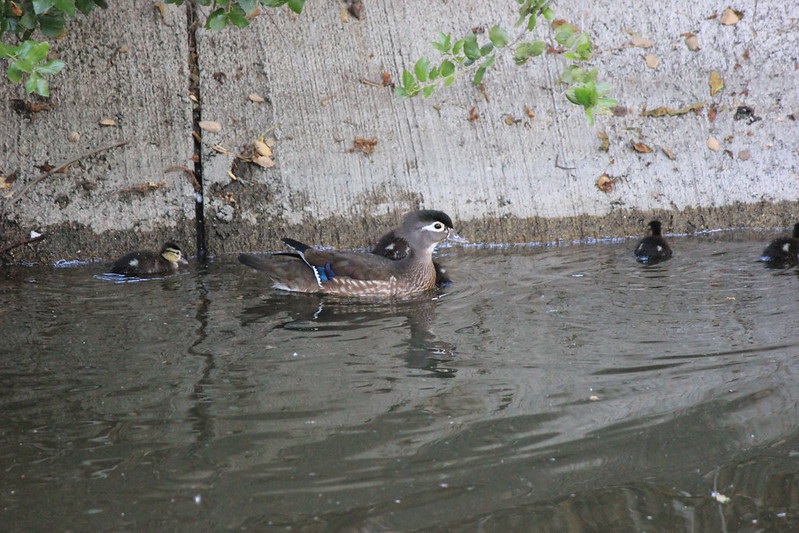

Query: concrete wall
[[2, 0, 797, 262]]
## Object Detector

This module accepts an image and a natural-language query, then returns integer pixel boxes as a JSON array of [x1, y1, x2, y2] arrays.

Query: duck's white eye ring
[[433, 222, 444, 230]]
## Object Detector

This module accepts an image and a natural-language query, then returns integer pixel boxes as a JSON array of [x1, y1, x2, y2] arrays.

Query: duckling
[[760, 223, 799, 266], [109, 242, 188, 275], [371, 228, 453, 287], [634, 220, 672, 263]]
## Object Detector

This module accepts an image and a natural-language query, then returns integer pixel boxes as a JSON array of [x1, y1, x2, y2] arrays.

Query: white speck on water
[[777, 512, 787, 518], [194, 494, 202, 504]]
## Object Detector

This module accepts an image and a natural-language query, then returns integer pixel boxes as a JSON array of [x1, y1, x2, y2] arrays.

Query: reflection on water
[[2, 231, 799, 531]]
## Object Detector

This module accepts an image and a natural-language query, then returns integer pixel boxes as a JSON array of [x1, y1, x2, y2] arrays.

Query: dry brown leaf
[[738, 150, 751, 160], [0, 177, 11, 190], [596, 174, 618, 192], [597, 130, 609, 152], [248, 93, 265, 103], [631, 140, 654, 153], [227, 170, 238, 181], [99, 118, 117, 127], [67, 131, 80, 142], [189, 94, 199, 103], [265, 137, 277, 148], [199, 120, 222, 133], [644, 53, 660, 68], [524, 105, 535, 119], [253, 155, 275, 168], [685, 35, 700, 51], [348, 137, 378, 155], [642, 101, 705, 117], [254, 140, 272, 157], [707, 137, 720, 151], [720, 8, 742, 25], [709, 71, 724, 96], [631, 35, 655, 48], [661, 147, 676, 160]]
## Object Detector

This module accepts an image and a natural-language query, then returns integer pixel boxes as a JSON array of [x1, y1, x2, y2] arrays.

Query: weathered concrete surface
[[2, 0, 798, 262], [0, 2, 195, 263], [199, 0, 799, 252]]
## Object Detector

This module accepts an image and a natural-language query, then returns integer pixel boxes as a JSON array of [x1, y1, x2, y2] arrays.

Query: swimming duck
[[108, 242, 188, 275], [239, 210, 465, 297], [634, 220, 672, 263], [760, 223, 799, 266], [371, 228, 453, 287]]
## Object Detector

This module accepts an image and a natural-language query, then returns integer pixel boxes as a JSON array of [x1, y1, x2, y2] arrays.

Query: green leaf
[[463, 32, 480, 61], [32, 0, 56, 15], [394, 86, 409, 98], [287, 0, 305, 14], [414, 57, 430, 82], [439, 60, 455, 77], [542, 6, 555, 20], [12, 58, 34, 73], [401, 69, 415, 89], [34, 74, 50, 96], [37, 58, 65, 74], [39, 13, 66, 37], [488, 25, 509, 48], [205, 8, 228, 30], [238, 0, 258, 14], [19, 10, 38, 29], [76, 0, 97, 14], [479, 43, 493, 56], [0, 44, 17, 59], [513, 40, 545, 65], [452, 39, 464, 56], [53, 0, 77, 17], [228, 5, 250, 27], [554, 23, 577, 47], [25, 41, 50, 64], [431, 32, 451, 53], [7, 63, 24, 83], [443, 76, 455, 87], [422, 85, 435, 98], [526, 13, 537, 31], [473, 65, 487, 86], [428, 66, 439, 81]]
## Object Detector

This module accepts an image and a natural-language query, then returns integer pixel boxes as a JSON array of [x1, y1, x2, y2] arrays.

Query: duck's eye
[[433, 222, 444, 231]]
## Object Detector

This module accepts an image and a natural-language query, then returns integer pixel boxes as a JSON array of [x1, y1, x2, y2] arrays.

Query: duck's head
[[646, 220, 663, 237], [161, 242, 189, 265], [400, 210, 467, 253]]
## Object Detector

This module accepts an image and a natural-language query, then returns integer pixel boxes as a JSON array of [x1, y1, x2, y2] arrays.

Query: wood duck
[[371, 228, 452, 287], [760, 223, 799, 266], [108, 242, 188, 275], [239, 210, 465, 297], [634, 220, 672, 263]]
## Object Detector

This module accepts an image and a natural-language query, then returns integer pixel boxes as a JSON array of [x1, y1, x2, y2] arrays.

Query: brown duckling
[[109, 242, 188, 275], [760, 223, 799, 267], [634, 220, 673, 263]]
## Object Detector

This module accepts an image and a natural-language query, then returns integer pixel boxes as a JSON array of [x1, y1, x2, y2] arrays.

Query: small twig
[[1, 140, 129, 219], [0, 233, 46, 256]]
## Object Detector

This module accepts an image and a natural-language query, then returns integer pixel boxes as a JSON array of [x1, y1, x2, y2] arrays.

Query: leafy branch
[[396, 0, 618, 125], [165, 0, 305, 30]]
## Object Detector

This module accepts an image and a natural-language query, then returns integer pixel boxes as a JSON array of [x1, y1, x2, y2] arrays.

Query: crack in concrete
[[187, 3, 207, 261]]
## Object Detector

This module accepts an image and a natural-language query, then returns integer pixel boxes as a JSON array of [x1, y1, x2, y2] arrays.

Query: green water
[[2, 232, 799, 531]]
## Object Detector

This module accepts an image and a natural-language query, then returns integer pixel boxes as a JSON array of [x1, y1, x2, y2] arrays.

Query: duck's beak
[[446, 229, 469, 244], [180, 256, 189, 264]]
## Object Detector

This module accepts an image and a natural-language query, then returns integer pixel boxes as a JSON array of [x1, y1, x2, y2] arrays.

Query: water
[[3, 231, 799, 531]]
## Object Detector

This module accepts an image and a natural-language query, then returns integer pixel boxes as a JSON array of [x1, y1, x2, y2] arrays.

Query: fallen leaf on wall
[[248, 93, 265, 103], [684, 34, 700, 51], [720, 8, 742, 25], [644, 54, 660, 68], [254, 140, 272, 157], [597, 130, 610, 152], [199, 120, 222, 133], [642, 101, 705, 117], [596, 174, 618, 192], [253, 155, 275, 168], [707, 137, 720, 151], [709, 71, 724, 96], [631, 140, 654, 153], [631, 35, 655, 48], [738, 150, 751, 160], [348, 137, 378, 155], [99, 118, 117, 126], [662, 147, 676, 160]]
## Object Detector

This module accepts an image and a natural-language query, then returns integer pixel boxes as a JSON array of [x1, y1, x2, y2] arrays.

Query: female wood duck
[[239, 210, 465, 297], [109, 242, 188, 275], [634, 220, 673, 263], [760, 223, 799, 266], [371, 228, 453, 287]]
